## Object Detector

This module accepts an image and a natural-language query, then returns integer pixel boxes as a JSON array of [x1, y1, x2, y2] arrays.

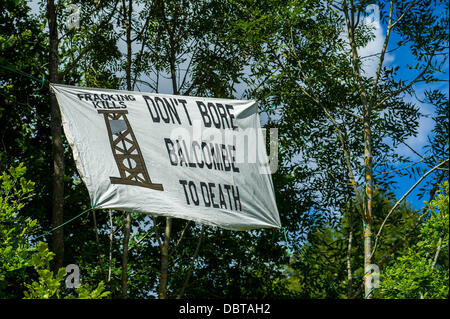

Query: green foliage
[[0, 163, 37, 297], [23, 242, 66, 299], [67, 281, 111, 299], [0, 164, 110, 299], [281, 188, 421, 299], [378, 182, 449, 299], [417, 90, 449, 198], [1, 0, 448, 300], [24, 242, 111, 299], [0, 0, 53, 246]]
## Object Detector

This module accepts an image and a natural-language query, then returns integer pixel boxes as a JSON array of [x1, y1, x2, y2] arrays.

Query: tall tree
[[46, 0, 65, 273], [231, 0, 448, 298], [337, 0, 448, 297], [283, 188, 420, 298], [43, 0, 122, 273]]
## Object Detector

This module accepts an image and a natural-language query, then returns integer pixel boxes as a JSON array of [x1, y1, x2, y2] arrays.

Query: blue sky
[[363, 3, 449, 209]]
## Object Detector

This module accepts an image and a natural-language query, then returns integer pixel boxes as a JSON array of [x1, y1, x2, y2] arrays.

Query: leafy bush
[[24, 242, 110, 299], [1, 164, 110, 299], [0, 163, 37, 297], [378, 181, 449, 299]]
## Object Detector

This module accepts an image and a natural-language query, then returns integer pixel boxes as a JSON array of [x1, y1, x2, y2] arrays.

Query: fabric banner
[[51, 84, 280, 230]]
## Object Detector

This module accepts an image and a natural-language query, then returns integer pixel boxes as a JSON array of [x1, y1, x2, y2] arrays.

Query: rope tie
[[35, 200, 98, 240], [365, 287, 375, 299], [0, 64, 46, 91], [363, 221, 372, 238], [280, 226, 293, 255]]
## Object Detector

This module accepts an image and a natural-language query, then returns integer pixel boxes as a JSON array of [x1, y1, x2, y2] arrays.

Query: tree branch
[[174, 221, 191, 251], [176, 225, 205, 299], [390, 0, 420, 29], [152, 216, 163, 248], [342, 0, 369, 110], [369, 1, 394, 105], [373, 157, 427, 177], [370, 159, 449, 260], [431, 237, 443, 270], [374, 56, 434, 110], [59, 0, 120, 82]]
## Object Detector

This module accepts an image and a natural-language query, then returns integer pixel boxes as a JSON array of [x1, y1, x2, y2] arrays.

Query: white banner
[[51, 84, 280, 230]]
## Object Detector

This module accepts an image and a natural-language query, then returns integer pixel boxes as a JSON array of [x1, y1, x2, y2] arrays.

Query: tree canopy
[[0, 0, 448, 300]]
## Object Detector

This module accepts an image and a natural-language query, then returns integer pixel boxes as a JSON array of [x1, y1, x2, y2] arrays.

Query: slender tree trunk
[[120, 0, 133, 298], [363, 111, 374, 299], [158, 27, 178, 298], [92, 211, 106, 278], [342, 0, 374, 299], [123, 0, 132, 90], [47, 0, 65, 274], [167, 2, 178, 95], [108, 210, 113, 283], [431, 237, 443, 270], [346, 204, 354, 298], [177, 226, 205, 299], [122, 212, 131, 298], [170, 51, 178, 95], [159, 217, 172, 299]]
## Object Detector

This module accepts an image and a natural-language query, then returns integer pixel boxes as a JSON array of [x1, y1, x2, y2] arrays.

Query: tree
[[0, 164, 110, 299], [0, 0, 53, 249], [280, 187, 419, 298], [337, 1, 448, 297], [378, 181, 449, 299], [44, 0, 123, 273], [231, 0, 448, 298], [0, 164, 38, 298]]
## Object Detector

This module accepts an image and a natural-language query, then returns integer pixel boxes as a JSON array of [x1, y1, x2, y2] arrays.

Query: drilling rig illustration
[[98, 109, 164, 191]]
